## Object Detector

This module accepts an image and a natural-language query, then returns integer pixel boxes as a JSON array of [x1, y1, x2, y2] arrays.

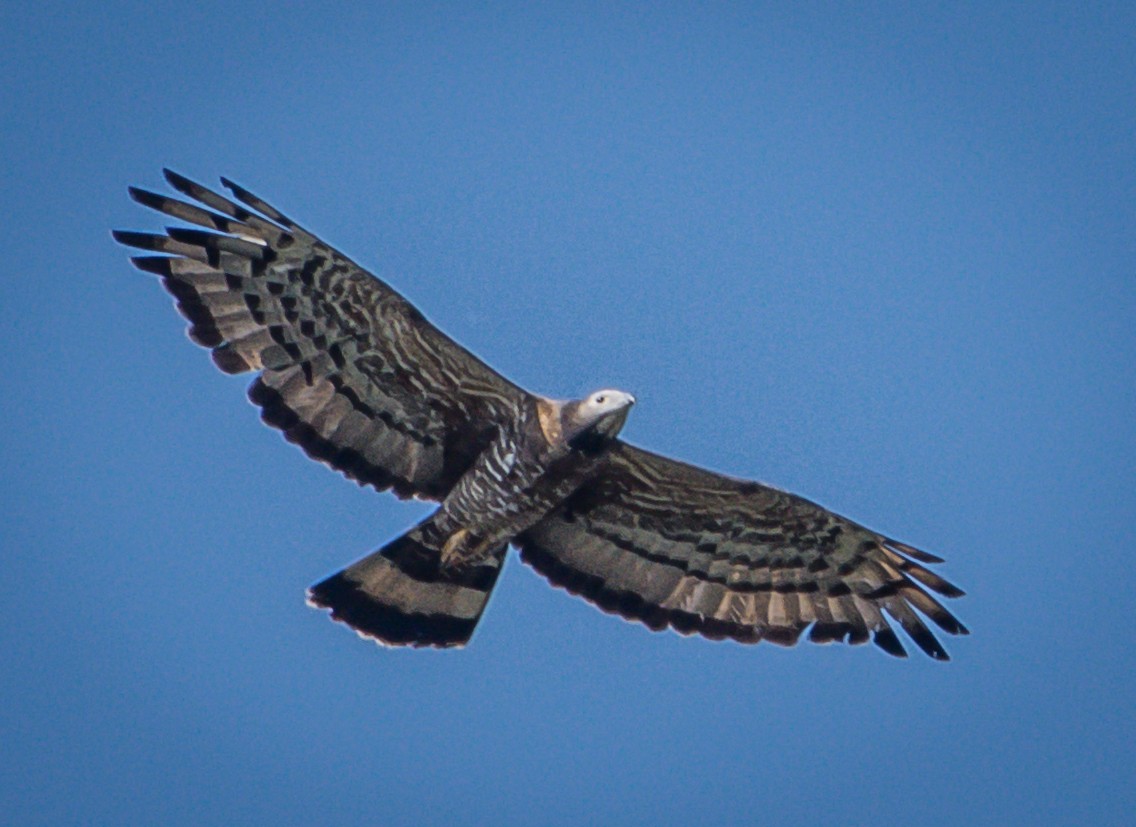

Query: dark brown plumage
[[115, 170, 968, 659]]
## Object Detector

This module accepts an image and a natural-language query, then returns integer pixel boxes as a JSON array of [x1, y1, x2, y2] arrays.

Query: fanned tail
[[308, 527, 506, 648]]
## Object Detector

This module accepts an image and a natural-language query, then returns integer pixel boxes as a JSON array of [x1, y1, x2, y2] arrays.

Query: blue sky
[[3, 3, 1134, 825]]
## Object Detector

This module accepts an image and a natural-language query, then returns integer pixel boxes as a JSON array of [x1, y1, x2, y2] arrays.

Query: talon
[[440, 528, 471, 567]]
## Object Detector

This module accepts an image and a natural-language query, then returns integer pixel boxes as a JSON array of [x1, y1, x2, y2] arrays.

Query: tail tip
[[307, 571, 476, 649]]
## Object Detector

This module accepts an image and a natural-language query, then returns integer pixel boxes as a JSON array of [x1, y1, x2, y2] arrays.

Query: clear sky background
[[3, 3, 1133, 825]]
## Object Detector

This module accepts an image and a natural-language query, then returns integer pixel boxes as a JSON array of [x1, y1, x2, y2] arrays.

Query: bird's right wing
[[116, 170, 530, 500], [518, 442, 967, 659]]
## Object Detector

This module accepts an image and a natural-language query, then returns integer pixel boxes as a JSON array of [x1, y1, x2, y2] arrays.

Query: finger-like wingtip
[[112, 229, 150, 247], [219, 175, 294, 225], [162, 167, 194, 190], [129, 255, 172, 276], [921, 633, 950, 661], [127, 186, 166, 210], [219, 175, 256, 205], [219, 176, 248, 201], [872, 628, 909, 658], [891, 541, 945, 564]]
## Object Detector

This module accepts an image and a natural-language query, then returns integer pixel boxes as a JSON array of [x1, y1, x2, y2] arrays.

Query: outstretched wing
[[518, 443, 967, 659], [115, 170, 529, 500]]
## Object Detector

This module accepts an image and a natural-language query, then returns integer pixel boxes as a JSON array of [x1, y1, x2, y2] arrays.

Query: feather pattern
[[116, 169, 528, 499], [519, 443, 968, 659], [117, 171, 967, 658]]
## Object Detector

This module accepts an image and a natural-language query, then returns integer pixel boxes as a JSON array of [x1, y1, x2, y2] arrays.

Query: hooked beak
[[597, 394, 634, 437]]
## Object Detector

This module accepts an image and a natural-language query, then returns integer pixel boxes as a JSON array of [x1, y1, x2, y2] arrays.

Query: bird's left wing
[[518, 442, 967, 659], [115, 170, 530, 500]]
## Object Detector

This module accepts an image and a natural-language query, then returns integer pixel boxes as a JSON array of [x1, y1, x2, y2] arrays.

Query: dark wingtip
[[129, 255, 172, 275], [219, 176, 249, 200], [219, 176, 292, 224], [873, 628, 908, 658], [112, 230, 155, 249], [927, 609, 967, 637], [307, 572, 475, 649], [163, 168, 194, 190], [888, 541, 945, 564], [914, 630, 950, 661], [127, 186, 164, 209], [220, 176, 253, 203], [938, 583, 966, 599]]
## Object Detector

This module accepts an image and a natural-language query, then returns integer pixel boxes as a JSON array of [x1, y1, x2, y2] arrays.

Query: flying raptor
[[115, 170, 968, 659]]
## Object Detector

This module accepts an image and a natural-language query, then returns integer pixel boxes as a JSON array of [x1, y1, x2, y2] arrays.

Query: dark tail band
[[307, 529, 506, 648]]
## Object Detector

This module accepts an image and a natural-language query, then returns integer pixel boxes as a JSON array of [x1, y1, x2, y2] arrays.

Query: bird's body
[[432, 392, 634, 565], [115, 170, 968, 659], [307, 391, 635, 645]]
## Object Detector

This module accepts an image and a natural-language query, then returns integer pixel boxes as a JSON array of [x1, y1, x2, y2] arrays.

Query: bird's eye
[[595, 395, 606, 404]]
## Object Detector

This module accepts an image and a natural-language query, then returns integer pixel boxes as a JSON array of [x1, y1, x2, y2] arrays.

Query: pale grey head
[[560, 389, 635, 449]]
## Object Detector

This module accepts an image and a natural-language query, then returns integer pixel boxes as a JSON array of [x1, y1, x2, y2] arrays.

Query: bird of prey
[[114, 170, 968, 660]]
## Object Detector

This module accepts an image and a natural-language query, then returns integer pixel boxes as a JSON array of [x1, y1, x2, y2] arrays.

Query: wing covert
[[116, 170, 530, 499], [518, 442, 967, 659]]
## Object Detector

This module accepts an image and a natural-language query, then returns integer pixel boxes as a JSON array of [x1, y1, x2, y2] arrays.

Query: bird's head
[[561, 389, 636, 451]]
